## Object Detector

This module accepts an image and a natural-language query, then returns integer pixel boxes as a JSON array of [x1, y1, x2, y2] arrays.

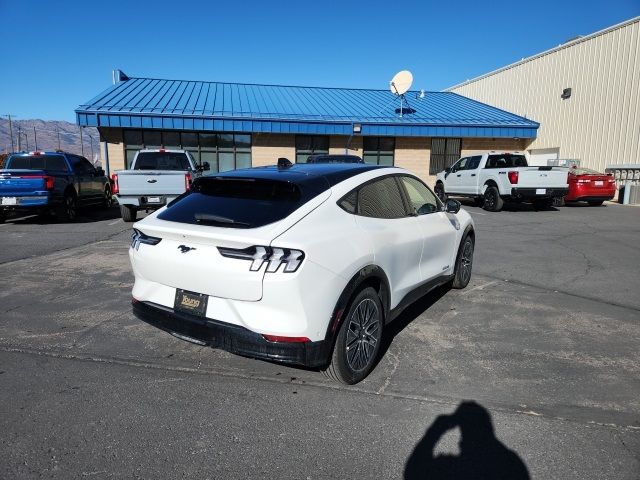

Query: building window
[[122, 130, 251, 172], [363, 137, 395, 166], [295, 135, 329, 163], [429, 138, 461, 175]]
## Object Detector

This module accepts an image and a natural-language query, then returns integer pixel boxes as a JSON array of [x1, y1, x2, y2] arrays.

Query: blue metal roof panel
[[76, 76, 539, 135]]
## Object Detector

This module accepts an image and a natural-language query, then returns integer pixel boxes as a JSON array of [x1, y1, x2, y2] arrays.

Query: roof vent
[[112, 69, 130, 84]]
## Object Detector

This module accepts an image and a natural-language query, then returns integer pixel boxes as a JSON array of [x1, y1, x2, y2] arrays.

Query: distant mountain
[[0, 119, 100, 164]]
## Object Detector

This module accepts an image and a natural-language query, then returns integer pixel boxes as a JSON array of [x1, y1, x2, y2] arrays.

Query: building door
[[529, 148, 559, 166]]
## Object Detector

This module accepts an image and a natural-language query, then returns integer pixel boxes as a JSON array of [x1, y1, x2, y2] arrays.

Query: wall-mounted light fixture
[[561, 88, 572, 100], [353, 123, 362, 134]]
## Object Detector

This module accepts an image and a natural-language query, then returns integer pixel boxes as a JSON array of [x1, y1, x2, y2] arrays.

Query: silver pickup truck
[[111, 149, 209, 221]]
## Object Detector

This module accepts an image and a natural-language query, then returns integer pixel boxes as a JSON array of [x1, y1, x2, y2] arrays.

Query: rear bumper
[[0, 194, 53, 210], [566, 195, 615, 202], [132, 299, 332, 368], [115, 195, 179, 209], [510, 187, 569, 199]]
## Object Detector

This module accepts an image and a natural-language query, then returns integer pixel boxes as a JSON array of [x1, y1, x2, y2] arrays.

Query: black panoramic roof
[[208, 163, 389, 190]]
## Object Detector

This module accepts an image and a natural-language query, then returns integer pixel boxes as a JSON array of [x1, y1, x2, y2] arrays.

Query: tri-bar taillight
[[217, 245, 305, 273], [507, 171, 519, 184], [131, 229, 162, 251]]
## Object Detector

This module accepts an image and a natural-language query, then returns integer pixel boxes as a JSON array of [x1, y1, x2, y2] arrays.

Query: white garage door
[[529, 148, 559, 166]]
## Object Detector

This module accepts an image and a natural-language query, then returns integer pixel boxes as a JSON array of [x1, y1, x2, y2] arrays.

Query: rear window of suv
[[134, 152, 191, 171], [6, 155, 69, 171], [158, 177, 320, 228]]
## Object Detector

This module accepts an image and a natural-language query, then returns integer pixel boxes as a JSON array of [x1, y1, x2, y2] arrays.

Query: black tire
[[588, 200, 604, 207], [101, 186, 113, 209], [0, 210, 5, 224], [533, 198, 554, 210], [482, 186, 504, 212], [120, 205, 137, 222], [323, 287, 384, 385], [553, 196, 566, 207], [57, 191, 77, 222], [434, 182, 447, 203], [452, 235, 474, 289]]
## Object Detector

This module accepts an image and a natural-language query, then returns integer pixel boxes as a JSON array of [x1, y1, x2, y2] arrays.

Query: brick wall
[[251, 134, 295, 167], [394, 137, 433, 184]]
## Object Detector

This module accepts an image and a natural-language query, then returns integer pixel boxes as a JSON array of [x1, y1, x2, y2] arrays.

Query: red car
[[564, 167, 617, 206]]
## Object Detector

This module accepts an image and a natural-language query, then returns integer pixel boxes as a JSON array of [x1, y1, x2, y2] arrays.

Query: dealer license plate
[[147, 196, 161, 203], [535, 189, 546, 195], [174, 289, 208, 317], [595, 181, 604, 187], [1, 197, 17, 205]]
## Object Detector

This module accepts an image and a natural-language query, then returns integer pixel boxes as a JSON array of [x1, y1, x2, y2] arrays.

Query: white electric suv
[[129, 162, 475, 384]]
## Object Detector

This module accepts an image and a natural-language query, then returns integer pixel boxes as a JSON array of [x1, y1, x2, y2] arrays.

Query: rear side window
[[158, 177, 318, 228], [6, 155, 69, 171], [134, 152, 191, 171], [357, 177, 407, 219], [485, 154, 528, 168]]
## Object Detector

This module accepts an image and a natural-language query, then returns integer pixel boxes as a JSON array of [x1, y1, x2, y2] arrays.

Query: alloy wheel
[[460, 239, 474, 285], [345, 298, 380, 372]]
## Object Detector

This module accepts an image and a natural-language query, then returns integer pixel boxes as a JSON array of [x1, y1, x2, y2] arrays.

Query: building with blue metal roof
[[76, 71, 539, 179]]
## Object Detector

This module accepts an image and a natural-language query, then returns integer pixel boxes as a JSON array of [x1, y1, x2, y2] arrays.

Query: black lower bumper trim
[[510, 187, 569, 199], [132, 300, 332, 368]]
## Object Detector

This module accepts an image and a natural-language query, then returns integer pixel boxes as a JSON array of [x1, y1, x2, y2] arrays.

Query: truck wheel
[[0, 210, 5, 224], [323, 287, 384, 385], [588, 200, 604, 206], [483, 186, 503, 212], [434, 182, 447, 203], [452, 235, 474, 289], [120, 205, 137, 222], [101, 186, 113, 209], [533, 198, 553, 210], [57, 192, 77, 222]]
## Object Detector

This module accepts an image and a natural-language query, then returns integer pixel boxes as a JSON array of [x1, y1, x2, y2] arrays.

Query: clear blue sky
[[0, 0, 637, 121]]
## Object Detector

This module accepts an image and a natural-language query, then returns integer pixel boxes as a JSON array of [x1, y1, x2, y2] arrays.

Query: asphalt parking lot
[[1, 202, 639, 479]]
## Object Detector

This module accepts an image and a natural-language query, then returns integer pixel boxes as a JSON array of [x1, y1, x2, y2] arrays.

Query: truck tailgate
[[517, 168, 568, 188], [0, 170, 48, 195], [117, 171, 189, 196]]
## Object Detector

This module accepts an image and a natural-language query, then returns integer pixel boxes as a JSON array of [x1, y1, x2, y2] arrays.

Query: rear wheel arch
[[482, 179, 498, 193], [325, 265, 391, 344]]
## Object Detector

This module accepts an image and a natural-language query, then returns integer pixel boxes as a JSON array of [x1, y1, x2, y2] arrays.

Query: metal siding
[[450, 17, 639, 170]]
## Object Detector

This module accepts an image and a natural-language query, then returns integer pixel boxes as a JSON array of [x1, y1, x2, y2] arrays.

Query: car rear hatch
[[131, 175, 330, 301], [574, 173, 616, 192]]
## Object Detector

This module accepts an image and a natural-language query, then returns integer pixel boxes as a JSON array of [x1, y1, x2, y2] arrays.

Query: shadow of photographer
[[404, 401, 530, 480]]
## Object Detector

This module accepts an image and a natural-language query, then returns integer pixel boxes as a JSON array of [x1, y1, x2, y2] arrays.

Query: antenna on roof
[[389, 70, 414, 117]]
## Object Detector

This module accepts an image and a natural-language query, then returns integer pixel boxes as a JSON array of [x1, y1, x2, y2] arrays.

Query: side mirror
[[202, 161, 211, 171], [444, 167, 451, 174], [445, 199, 461, 214], [96, 168, 105, 176]]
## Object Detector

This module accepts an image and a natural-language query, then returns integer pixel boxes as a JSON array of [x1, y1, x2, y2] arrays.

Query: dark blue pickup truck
[[0, 151, 112, 222]]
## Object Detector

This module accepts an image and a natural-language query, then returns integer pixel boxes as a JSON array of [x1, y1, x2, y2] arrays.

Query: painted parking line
[[469, 211, 487, 216], [108, 220, 121, 226]]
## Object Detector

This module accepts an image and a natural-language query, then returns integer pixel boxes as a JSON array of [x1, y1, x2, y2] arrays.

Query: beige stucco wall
[[449, 17, 640, 171], [251, 134, 295, 167]]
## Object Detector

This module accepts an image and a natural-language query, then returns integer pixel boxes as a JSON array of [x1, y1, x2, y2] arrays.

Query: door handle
[[456, 174, 461, 177], [471, 174, 476, 177]]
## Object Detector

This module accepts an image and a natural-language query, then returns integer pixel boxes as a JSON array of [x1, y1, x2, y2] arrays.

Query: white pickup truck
[[434, 152, 569, 211], [111, 149, 209, 221]]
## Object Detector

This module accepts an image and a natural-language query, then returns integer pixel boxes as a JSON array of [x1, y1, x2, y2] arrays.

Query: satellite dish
[[390, 70, 413, 95]]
